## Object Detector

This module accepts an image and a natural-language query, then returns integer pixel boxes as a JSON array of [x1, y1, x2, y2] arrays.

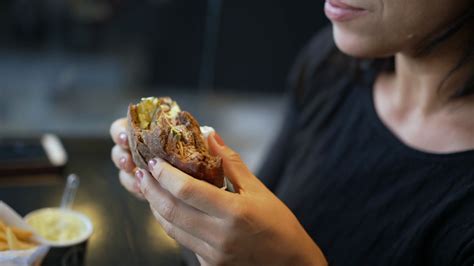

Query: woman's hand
[[110, 118, 144, 199], [136, 132, 328, 266]]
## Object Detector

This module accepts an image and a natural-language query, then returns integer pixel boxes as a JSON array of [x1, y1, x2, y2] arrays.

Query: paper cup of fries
[[0, 201, 49, 266]]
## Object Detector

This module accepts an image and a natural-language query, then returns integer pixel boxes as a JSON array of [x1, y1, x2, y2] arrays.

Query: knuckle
[[176, 181, 194, 201], [179, 216, 194, 230], [159, 200, 178, 222]]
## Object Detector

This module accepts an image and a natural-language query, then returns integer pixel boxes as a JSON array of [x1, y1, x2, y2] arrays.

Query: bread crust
[[127, 97, 224, 187]]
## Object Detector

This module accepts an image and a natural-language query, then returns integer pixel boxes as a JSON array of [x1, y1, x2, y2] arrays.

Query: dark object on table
[[0, 135, 67, 177]]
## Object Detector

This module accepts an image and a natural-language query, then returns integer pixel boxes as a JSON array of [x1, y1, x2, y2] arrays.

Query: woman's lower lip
[[324, 0, 368, 22]]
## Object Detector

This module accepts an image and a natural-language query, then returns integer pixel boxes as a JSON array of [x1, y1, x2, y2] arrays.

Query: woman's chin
[[332, 26, 394, 58]]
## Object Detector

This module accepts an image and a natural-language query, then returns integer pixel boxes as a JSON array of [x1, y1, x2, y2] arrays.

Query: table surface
[[0, 137, 182, 266]]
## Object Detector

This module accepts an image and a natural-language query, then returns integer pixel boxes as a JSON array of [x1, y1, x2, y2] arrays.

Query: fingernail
[[119, 156, 127, 169], [135, 169, 144, 182], [213, 132, 225, 146], [148, 159, 157, 170], [119, 132, 128, 145]]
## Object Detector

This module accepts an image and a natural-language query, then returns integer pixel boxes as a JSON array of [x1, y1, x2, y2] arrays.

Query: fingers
[[111, 145, 135, 173], [147, 158, 235, 218], [138, 170, 224, 247], [150, 207, 219, 264], [111, 118, 142, 200], [110, 118, 129, 149], [119, 170, 145, 200], [208, 132, 255, 190]]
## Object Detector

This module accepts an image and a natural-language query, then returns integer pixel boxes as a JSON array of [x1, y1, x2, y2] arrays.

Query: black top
[[258, 26, 474, 266]]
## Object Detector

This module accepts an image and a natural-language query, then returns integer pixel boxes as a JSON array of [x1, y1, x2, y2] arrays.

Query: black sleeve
[[257, 25, 334, 190]]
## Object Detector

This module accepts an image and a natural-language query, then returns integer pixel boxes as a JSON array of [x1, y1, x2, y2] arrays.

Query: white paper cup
[[24, 208, 93, 266]]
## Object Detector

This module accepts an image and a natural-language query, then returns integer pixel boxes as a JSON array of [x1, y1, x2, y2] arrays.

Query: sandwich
[[127, 97, 224, 187]]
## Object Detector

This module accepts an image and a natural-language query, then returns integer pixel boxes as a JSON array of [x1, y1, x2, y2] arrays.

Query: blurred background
[[0, 0, 328, 169], [0, 1, 329, 265]]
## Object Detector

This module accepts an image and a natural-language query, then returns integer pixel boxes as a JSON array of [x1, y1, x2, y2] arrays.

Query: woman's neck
[[390, 23, 473, 115], [373, 22, 474, 153]]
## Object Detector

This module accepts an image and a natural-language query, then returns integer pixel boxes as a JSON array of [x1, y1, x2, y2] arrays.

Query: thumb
[[208, 132, 256, 190]]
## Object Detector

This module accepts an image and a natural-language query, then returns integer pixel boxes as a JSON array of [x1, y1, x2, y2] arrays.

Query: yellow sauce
[[26, 209, 87, 243]]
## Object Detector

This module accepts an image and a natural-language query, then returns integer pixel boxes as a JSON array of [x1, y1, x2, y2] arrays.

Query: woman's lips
[[324, 0, 369, 22]]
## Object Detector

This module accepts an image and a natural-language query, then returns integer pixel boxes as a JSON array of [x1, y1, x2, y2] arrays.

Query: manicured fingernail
[[135, 169, 144, 182], [213, 132, 225, 146], [119, 132, 128, 145], [119, 156, 127, 169], [148, 159, 157, 170]]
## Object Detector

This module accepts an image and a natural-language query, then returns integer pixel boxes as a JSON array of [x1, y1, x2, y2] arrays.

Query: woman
[[110, 0, 474, 265]]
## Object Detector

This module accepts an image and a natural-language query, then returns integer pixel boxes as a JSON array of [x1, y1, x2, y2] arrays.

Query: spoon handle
[[60, 174, 80, 209]]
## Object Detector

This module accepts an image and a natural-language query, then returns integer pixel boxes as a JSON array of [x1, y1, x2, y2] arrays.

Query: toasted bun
[[127, 97, 224, 187]]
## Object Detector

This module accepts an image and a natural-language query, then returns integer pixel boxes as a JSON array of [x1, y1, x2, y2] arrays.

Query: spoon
[[60, 174, 80, 210]]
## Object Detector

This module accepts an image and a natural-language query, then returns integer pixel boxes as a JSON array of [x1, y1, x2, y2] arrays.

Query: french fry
[[0, 220, 32, 241], [0, 242, 8, 251], [18, 240, 36, 250], [6, 227, 20, 250], [0, 236, 6, 246], [0, 222, 6, 245], [0, 220, 5, 232], [11, 227, 33, 241], [0, 230, 5, 242], [0, 219, 37, 251]]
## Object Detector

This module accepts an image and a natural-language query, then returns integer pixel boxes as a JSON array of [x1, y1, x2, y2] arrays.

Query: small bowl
[[24, 208, 93, 247], [24, 208, 93, 266]]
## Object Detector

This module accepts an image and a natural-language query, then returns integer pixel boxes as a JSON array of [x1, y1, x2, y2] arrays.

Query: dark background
[[0, 0, 328, 92], [0, 0, 329, 171]]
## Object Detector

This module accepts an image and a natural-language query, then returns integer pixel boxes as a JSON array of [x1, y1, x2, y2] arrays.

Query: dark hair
[[372, 7, 474, 98]]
